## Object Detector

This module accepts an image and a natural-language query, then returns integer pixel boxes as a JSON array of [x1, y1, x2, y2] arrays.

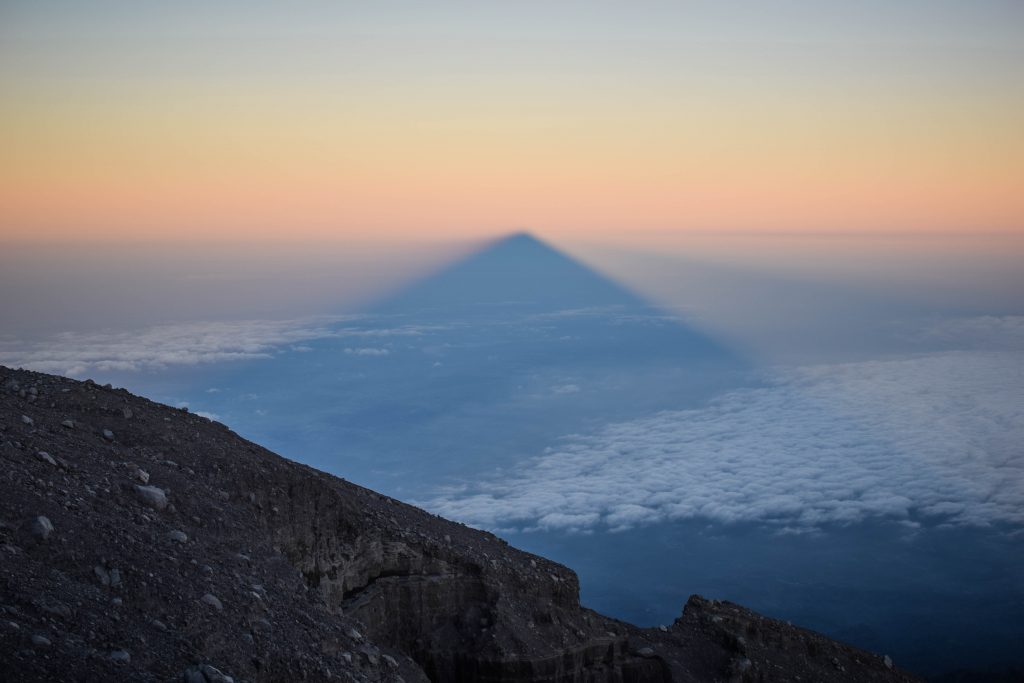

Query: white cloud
[[914, 315, 1024, 351], [344, 347, 390, 356], [335, 325, 443, 337], [0, 316, 445, 377], [532, 306, 628, 319], [0, 315, 358, 377], [426, 349, 1024, 533], [532, 307, 679, 327]]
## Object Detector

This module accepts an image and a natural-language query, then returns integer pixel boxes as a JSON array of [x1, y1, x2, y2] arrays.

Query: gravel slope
[[0, 366, 920, 682]]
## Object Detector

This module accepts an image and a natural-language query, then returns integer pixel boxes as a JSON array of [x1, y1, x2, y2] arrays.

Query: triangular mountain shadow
[[372, 232, 647, 317], [191, 232, 747, 490], [366, 231, 744, 366]]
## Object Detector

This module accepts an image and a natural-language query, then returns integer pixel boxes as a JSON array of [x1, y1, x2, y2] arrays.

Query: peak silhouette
[[376, 232, 643, 316]]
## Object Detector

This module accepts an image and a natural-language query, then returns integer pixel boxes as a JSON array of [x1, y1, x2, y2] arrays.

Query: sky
[[2, 0, 1023, 243]]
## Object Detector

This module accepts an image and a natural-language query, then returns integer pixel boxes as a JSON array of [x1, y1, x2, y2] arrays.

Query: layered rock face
[[0, 366, 920, 682]]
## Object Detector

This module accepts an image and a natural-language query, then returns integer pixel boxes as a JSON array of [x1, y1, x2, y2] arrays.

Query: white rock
[[36, 451, 57, 466], [201, 593, 223, 611], [134, 485, 168, 511], [94, 565, 111, 586], [199, 665, 234, 683], [29, 516, 54, 541], [102, 429, 115, 440], [20, 415, 33, 426], [167, 530, 188, 543]]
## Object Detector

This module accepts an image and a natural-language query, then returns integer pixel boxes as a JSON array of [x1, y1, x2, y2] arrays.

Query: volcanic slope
[[0, 366, 919, 682]]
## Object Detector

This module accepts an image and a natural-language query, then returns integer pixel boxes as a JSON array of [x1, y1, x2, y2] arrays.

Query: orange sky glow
[[1, 2, 1022, 243]]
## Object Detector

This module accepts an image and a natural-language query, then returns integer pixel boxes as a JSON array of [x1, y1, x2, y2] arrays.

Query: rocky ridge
[[0, 366, 921, 682]]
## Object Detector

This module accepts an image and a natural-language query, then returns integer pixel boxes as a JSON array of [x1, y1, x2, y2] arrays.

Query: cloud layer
[[0, 316, 435, 376], [913, 315, 1024, 351], [0, 317, 352, 376], [5, 311, 1021, 535], [0, 304, 679, 378], [427, 348, 1024, 533]]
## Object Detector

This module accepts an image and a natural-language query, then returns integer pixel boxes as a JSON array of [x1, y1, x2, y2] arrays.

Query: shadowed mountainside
[[0, 366, 920, 682]]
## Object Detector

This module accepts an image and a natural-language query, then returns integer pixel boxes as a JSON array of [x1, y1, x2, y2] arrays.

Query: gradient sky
[[1, 1, 1023, 241]]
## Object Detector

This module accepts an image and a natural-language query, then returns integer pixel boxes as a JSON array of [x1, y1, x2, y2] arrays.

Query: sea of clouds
[[0, 316, 436, 376], [4, 312, 1021, 535], [427, 317, 1024, 533]]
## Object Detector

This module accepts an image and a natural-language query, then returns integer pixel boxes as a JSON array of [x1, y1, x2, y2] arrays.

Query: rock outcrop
[[0, 366, 921, 682]]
